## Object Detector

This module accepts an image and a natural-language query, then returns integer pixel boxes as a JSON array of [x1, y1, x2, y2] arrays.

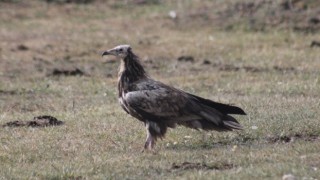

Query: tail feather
[[180, 118, 242, 131], [179, 119, 230, 131], [191, 106, 243, 131], [188, 93, 246, 115], [223, 115, 243, 130]]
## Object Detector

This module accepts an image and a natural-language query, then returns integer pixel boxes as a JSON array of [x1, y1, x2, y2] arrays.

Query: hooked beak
[[102, 51, 110, 56], [102, 48, 116, 57]]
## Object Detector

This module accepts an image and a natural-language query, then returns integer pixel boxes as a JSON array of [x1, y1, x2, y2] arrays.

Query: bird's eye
[[119, 48, 123, 52]]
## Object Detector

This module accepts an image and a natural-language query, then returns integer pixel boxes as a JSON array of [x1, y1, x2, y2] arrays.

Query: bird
[[102, 45, 246, 151]]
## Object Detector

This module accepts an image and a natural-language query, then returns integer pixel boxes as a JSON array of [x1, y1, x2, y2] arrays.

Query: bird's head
[[102, 45, 132, 59]]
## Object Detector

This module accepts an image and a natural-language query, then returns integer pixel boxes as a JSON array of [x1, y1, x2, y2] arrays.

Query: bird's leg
[[141, 123, 155, 153], [144, 131, 155, 150]]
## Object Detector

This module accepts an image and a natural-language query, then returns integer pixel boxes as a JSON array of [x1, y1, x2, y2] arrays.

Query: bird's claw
[[141, 140, 157, 154]]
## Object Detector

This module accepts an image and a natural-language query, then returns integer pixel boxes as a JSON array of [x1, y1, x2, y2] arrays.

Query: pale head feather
[[103, 44, 132, 58]]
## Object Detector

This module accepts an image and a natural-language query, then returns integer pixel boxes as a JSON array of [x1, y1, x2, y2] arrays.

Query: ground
[[0, 0, 320, 179]]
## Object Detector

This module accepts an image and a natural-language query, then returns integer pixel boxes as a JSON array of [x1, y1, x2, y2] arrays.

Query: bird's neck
[[118, 52, 147, 96]]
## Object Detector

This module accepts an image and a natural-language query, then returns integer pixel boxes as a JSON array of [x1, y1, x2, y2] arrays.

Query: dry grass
[[0, 1, 320, 179]]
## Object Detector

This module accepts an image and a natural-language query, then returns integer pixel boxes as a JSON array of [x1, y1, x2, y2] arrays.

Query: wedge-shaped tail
[[188, 93, 246, 115]]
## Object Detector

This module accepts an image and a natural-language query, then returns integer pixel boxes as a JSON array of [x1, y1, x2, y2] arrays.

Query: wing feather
[[125, 88, 191, 119], [123, 79, 243, 131]]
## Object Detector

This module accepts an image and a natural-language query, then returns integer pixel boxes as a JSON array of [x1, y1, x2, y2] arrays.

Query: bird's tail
[[201, 106, 243, 131], [222, 114, 243, 130], [180, 116, 242, 131], [188, 93, 246, 115], [180, 105, 243, 131]]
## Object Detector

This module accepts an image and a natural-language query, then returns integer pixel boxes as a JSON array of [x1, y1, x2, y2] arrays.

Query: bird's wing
[[124, 79, 243, 131], [124, 80, 201, 121]]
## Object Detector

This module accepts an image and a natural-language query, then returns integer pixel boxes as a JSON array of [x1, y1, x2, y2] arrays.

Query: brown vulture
[[102, 45, 246, 151]]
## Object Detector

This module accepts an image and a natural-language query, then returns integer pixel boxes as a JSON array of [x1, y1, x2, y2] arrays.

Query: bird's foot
[[141, 136, 156, 154]]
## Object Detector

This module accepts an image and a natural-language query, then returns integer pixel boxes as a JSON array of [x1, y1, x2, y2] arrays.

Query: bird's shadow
[[163, 136, 257, 151]]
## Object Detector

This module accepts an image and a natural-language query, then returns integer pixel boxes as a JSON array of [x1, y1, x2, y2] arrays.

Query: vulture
[[102, 45, 246, 151]]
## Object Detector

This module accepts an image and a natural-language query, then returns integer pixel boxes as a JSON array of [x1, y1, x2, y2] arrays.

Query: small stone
[[231, 145, 238, 152], [282, 174, 296, 180], [173, 141, 178, 145], [169, 10, 177, 19]]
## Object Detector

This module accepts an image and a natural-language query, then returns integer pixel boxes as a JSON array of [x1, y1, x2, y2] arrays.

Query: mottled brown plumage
[[102, 45, 246, 150]]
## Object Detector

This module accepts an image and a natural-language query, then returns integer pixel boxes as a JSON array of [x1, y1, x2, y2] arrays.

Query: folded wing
[[123, 80, 245, 139]]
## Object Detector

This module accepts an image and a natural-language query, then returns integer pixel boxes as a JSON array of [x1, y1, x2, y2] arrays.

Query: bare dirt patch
[[163, 0, 320, 32], [211, 62, 265, 72], [272, 65, 296, 73], [16, 44, 29, 51], [202, 59, 211, 65], [0, 89, 35, 96], [177, 56, 195, 62], [211, 62, 297, 73], [3, 115, 64, 127], [48, 68, 87, 77], [218, 0, 320, 32], [0, 90, 18, 95], [198, 133, 320, 147], [171, 161, 234, 171], [267, 134, 320, 144], [310, 40, 320, 48]]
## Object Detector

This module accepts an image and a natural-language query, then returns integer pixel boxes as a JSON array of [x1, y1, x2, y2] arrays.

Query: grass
[[0, 0, 320, 179]]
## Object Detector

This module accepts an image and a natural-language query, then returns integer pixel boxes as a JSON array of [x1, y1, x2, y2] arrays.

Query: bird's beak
[[102, 51, 110, 56], [102, 47, 117, 57]]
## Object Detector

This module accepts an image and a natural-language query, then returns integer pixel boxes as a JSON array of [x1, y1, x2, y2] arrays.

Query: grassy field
[[0, 0, 320, 179]]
